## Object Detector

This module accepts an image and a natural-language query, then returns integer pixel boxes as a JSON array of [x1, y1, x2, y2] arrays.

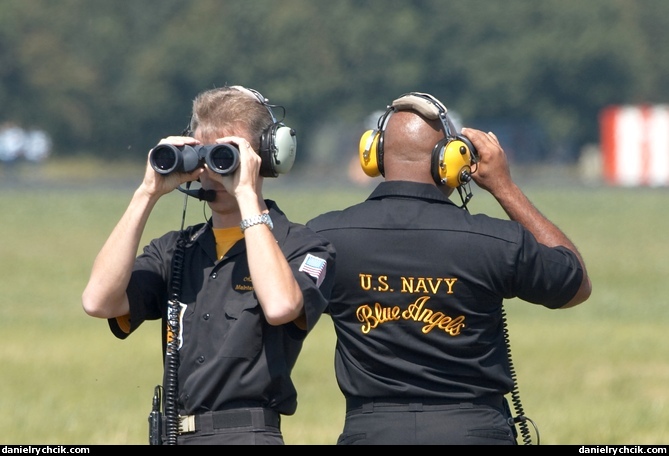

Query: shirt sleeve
[[513, 229, 584, 309], [107, 234, 173, 339], [283, 224, 336, 334]]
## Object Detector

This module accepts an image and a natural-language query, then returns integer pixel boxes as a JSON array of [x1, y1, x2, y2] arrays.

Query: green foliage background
[[0, 160, 668, 445], [2, 0, 669, 164]]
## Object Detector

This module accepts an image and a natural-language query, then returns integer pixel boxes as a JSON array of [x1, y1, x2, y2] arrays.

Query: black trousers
[[338, 397, 517, 445]]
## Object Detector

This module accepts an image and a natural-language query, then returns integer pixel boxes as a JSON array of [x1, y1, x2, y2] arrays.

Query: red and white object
[[600, 104, 669, 187]]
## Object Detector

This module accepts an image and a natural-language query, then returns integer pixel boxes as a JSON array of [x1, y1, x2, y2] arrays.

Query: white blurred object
[[0, 123, 26, 162], [23, 129, 52, 162]]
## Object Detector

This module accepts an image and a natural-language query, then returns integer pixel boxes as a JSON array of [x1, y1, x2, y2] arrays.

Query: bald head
[[383, 110, 445, 184]]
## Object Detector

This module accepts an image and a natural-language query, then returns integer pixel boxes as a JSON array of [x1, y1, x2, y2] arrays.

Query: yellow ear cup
[[438, 139, 473, 188], [359, 129, 381, 177]]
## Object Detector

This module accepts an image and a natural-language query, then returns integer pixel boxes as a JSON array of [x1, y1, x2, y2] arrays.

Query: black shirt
[[109, 200, 336, 416], [307, 181, 582, 401]]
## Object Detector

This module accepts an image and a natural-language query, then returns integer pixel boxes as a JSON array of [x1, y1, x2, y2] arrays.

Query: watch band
[[240, 213, 273, 232]]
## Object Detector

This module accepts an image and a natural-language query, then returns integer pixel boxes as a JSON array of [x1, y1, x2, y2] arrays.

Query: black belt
[[178, 408, 280, 434], [346, 396, 505, 414]]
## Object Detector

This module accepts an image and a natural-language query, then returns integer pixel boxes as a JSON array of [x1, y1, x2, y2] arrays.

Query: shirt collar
[[367, 180, 457, 207], [188, 199, 289, 245]]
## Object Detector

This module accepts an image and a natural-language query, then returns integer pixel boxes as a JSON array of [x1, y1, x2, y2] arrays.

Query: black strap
[[346, 395, 505, 412], [185, 408, 280, 433]]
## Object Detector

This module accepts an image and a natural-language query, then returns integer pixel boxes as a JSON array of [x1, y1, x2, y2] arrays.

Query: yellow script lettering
[[401, 296, 465, 336], [356, 303, 401, 334]]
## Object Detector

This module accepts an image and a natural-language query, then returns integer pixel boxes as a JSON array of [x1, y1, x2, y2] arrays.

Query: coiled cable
[[502, 306, 540, 445], [163, 228, 187, 444]]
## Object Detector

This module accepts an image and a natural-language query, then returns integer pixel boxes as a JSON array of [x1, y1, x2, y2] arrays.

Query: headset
[[359, 92, 479, 189], [179, 86, 297, 202], [184, 85, 297, 178], [230, 86, 297, 178]]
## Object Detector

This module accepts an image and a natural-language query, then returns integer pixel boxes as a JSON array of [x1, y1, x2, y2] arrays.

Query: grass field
[[1, 160, 668, 445]]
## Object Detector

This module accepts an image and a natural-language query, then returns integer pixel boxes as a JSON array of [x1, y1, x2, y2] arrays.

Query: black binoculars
[[149, 143, 240, 175]]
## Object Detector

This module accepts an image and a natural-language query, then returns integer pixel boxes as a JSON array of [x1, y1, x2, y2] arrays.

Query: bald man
[[307, 92, 591, 445]]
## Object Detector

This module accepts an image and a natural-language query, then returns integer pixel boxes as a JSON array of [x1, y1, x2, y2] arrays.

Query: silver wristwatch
[[240, 213, 274, 232]]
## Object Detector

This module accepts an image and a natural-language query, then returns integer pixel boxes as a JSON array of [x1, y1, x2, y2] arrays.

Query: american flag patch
[[299, 254, 327, 287]]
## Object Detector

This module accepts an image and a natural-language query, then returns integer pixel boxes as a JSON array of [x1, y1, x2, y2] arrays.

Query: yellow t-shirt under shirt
[[213, 227, 244, 260]]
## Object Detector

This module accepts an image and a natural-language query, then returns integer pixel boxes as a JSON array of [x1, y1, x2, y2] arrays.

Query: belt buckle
[[179, 415, 196, 434]]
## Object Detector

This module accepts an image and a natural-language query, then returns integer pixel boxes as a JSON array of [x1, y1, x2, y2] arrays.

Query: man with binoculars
[[82, 85, 335, 445]]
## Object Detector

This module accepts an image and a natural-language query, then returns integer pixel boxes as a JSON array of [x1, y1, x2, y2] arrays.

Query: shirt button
[[197, 356, 205, 363], [211, 272, 217, 279], [203, 313, 210, 320]]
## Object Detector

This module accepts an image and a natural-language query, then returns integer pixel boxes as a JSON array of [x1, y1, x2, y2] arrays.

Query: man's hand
[[461, 127, 514, 196], [141, 136, 205, 199]]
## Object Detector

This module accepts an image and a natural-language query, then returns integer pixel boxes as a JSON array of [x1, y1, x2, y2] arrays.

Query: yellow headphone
[[359, 92, 478, 188]]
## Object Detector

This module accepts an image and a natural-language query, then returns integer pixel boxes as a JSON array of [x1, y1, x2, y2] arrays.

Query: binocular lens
[[150, 144, 180, 174], [206, 144, 240, 175]]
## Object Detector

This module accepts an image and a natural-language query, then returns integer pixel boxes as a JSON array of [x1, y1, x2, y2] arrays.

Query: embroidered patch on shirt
[[299, 254, 327, 287]]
